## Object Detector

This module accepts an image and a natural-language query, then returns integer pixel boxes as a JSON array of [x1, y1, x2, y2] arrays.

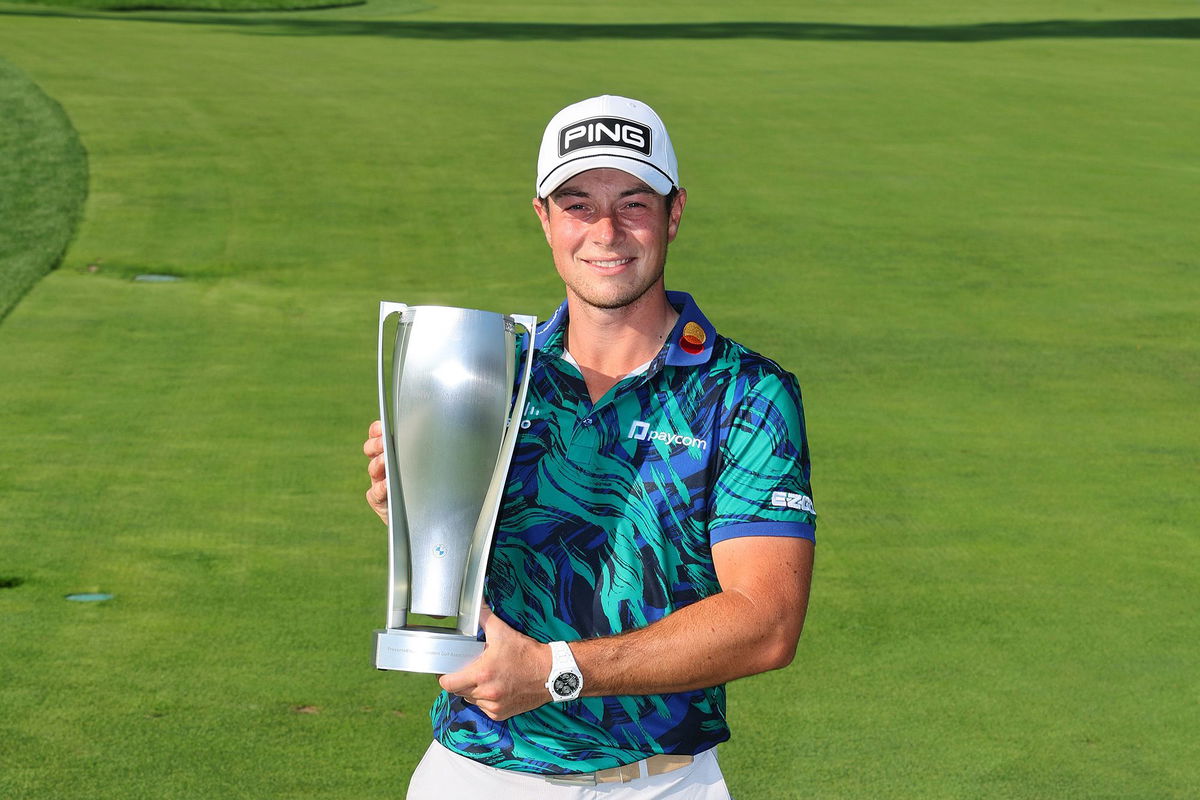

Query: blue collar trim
[[535, 291, 717, 367]]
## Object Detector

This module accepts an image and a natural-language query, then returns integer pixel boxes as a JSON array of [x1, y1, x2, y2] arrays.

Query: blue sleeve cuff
[[709, 520, 816, 546]]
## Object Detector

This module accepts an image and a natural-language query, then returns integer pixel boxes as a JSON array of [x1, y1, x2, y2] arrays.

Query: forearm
[[571, 584, 807, 697], [441, 537, 812, 721]]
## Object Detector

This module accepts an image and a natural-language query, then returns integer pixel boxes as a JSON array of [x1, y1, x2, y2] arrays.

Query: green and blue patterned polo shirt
[[432, 290, 815, 774]]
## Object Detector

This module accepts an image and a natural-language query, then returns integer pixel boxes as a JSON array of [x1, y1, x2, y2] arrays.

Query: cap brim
[[536, 154, 675, 198]]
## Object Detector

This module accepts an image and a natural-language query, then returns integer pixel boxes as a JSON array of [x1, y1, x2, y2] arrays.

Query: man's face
[[533, 168, 686, 311]]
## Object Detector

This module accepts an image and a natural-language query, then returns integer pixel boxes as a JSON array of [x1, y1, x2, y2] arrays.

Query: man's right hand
[[364, 420, 388, 523]]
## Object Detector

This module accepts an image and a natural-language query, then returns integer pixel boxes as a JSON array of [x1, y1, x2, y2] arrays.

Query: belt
[[543, 753, 693, 786]]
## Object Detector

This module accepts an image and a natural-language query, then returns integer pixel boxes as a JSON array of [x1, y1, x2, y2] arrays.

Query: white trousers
[[407, 740, 734, 800]]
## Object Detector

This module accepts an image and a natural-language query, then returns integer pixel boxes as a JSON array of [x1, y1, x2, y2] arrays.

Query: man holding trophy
[[364, 95, 816, 798]]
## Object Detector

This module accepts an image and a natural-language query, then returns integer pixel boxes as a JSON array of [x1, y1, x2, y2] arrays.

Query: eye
[[621, 200, 656, 216]]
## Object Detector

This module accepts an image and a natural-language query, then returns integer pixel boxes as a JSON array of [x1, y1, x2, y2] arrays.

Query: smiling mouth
[[585, 258, 634, 268]]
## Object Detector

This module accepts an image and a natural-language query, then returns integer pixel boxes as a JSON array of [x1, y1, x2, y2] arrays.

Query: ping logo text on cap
[[559, 117, 652, 157]]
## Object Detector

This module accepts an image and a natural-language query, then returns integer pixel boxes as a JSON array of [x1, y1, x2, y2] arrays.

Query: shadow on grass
[[0, 11, 1198, 41]]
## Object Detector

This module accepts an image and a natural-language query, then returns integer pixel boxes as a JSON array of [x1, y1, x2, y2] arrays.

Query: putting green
[[0, 2, 1197, 798]]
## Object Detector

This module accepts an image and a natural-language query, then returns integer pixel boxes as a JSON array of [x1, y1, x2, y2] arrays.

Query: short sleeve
[[708, 369, 816, 545]]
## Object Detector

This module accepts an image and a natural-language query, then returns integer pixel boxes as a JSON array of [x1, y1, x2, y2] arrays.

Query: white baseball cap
[[535, 95, 679, 198]]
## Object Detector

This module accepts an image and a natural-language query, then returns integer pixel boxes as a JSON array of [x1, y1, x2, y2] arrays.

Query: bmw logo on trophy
[[373, 302, 536, 673]]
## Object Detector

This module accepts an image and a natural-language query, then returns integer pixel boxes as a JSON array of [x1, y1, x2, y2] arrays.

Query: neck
[[564, 288, 678, 403]]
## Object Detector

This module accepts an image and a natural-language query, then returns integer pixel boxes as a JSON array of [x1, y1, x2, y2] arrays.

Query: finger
[[479, 703, 506, 722], [366, 481, 388, 507], [363, 421, 384, 457], [367, 454, 386, 481], [439, 668, 474, 696]]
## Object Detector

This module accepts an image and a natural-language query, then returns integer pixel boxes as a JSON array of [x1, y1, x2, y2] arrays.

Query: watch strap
[[545, 640, 583, 702]]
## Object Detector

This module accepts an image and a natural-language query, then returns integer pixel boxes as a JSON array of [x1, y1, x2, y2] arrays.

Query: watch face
[[553, 673, 580, 697]]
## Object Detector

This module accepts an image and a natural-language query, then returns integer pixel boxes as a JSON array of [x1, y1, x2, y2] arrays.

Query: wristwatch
[[545, 641, 583, 702]]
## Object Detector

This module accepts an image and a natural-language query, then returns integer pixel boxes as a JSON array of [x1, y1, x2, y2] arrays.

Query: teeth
[[590, 259, 631, 267]]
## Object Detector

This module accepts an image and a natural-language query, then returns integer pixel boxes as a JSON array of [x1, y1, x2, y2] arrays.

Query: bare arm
[[440, 534, 814, 720], [575, 535, 813, 694]]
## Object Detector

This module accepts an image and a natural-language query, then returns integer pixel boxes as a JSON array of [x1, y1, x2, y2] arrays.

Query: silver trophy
[[373, 302, 536, 674]]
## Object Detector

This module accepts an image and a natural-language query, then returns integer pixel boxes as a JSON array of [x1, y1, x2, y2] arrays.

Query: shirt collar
[[535, 290, 717, 367]]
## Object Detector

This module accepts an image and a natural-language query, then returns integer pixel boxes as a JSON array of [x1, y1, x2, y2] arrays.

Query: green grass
[[1, 1, 1198, 798], [0, 57, 86, 321]]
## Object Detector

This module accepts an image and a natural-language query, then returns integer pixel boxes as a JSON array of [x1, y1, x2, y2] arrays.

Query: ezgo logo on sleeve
[[627, 420, 708, 451], [771, 491, 815, 515]]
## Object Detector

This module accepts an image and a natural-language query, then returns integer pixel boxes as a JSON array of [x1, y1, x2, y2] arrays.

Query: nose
[[590, 212, 623, 246]]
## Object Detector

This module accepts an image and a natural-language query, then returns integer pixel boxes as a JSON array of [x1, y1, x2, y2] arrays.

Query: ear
[[666, 188, 687, 243], [532, 196, 553, 245]]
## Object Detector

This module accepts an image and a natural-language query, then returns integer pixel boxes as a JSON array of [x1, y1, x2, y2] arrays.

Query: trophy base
[[374, 627, 486, 674]]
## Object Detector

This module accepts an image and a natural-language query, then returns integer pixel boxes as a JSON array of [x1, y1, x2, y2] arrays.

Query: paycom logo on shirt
[[627, 420, 708, 451]]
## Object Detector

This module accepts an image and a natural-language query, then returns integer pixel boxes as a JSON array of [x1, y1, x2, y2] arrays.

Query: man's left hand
[[439, 608, 553, 721]]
